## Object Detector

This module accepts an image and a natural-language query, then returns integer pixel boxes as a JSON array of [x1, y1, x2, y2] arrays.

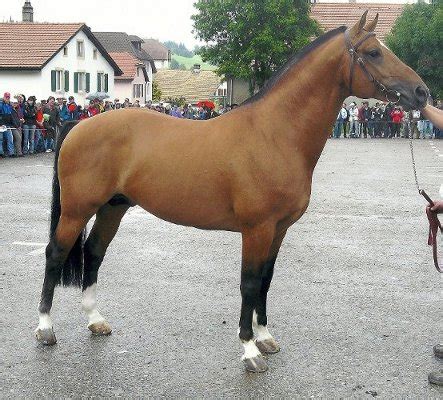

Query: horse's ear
[[350, 10, 368, 35], [364, 13, 379, 32]]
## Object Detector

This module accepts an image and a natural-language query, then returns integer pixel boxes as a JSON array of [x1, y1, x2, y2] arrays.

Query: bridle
[[344, 29, 401, 104]]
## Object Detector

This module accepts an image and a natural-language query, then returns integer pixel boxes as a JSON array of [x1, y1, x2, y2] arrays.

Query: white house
[[141, 39, 171, 70], [94, 32, 157, 104], [0, 22, 122, 105]]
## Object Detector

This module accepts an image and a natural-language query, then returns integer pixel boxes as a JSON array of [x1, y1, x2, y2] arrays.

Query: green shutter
[[97, 73, 101, 92], [86, 73, 90, 92], [51, 70, 56, 91], [64, 71, 69, 92], [74, 72, 79, 93], [104, 74, 109, 92]]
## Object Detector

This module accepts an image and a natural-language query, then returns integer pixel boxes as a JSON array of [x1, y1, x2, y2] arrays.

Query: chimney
[[193, 64, 201, 74], [22, 1, 33, 22]]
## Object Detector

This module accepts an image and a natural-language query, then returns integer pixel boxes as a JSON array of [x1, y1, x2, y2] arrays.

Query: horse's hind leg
[[36, 215, 89, 345], [82, 203, 129, 335], [253, 229, 287, 355]]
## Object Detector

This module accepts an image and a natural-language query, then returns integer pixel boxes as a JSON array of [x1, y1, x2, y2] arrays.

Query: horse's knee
[[84, 238, 105, 265]]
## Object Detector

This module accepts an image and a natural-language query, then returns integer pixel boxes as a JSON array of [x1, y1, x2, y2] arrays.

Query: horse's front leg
[[253, 230, 286, 355], [239, 224, 276, 373]]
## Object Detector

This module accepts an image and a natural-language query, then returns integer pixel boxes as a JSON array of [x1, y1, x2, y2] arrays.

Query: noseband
[[344, 29, 401, 103]]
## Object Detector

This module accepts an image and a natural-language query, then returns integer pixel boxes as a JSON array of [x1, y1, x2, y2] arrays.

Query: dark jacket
[[24, 103, 37, 125], [0, 100, 13, 126]]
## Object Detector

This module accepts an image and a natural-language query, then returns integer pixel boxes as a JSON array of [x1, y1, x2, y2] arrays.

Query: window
[[51, 69, 65, 92], [78, 72, 86, 91], [63, 46, 68, 56], [93, 49, 97, 60], [133, 84, 144, 99], [77, 40, 84, 58], [97, 72, 108, 92]]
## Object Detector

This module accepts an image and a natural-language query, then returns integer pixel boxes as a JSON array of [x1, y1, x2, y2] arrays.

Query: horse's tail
[[50, 120, 86, 287]]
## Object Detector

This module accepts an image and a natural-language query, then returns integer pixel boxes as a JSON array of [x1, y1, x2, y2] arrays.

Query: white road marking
[[25, 164, 52, 168], [13, 241, 46, 246], [13, 241, 46, 256]]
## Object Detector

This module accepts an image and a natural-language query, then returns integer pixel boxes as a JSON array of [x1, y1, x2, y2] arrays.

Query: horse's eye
[[367, 49, 381, 59]]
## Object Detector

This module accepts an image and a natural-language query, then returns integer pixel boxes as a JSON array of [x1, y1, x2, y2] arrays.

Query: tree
[[192, 0, 321, 93], [152, 80, 162, 102], [163, 41, 194, 58], [386, 2, 442, 99], [170, 58, 188, 70]]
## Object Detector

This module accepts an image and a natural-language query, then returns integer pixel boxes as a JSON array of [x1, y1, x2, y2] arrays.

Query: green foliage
[[386, 2, 443, 99], [152, 80, 162, 102], [192, 0, 321, 92], [164, 41, 194, 57], [172, 54, 217, 71]]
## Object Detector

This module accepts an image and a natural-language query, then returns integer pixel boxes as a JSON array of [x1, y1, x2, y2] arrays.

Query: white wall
[[154, 60, 169, 70], [113, 66, 148, 104], [0, 30, 116, 106]]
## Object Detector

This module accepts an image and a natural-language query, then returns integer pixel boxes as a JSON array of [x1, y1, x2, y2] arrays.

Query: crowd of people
[[1, 91, 441, 158], [0, 92, 225, 158], [332, 101, 442, 139]]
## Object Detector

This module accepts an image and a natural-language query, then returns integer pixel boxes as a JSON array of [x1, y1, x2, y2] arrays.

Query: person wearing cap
[[66, 96, 78, 121], [57, 97, 69, 123], [23, 96, 37, 155], [0, 92, 15, 157]]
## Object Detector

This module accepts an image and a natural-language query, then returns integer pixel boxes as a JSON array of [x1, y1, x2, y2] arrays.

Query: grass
[[172, 54, 217, 71]]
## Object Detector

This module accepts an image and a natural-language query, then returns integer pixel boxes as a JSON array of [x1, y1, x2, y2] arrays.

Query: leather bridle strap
[[426, 207, 442, 273], [344, 29, 401, 103]]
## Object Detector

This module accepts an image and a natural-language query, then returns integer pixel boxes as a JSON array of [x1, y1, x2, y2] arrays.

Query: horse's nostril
[[415, 85, 428, 104]]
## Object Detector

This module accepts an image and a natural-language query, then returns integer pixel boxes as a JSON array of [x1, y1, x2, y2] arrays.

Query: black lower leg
[[239, 271, 262, 341], [38, 240, 67, 315], [255, 256, 277, 327], [82, 237, 105, 290]]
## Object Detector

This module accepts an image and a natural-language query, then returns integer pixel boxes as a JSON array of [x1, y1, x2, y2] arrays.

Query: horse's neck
[[252, 36, 347, 170]]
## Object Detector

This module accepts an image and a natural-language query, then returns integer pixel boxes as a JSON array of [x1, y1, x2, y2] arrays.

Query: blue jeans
[[333, 120, 343, 138], [0, 128, 14, 156], [23, 124, 36, 154], [45, 137, 54, 151], [34, 130, 45, 152]]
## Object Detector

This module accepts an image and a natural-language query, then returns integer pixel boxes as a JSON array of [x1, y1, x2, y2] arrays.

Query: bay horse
[[35, 12, 429, 373]]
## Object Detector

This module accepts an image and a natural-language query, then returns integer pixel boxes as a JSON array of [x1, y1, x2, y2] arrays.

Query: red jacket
[[391, 109, 404, 123]]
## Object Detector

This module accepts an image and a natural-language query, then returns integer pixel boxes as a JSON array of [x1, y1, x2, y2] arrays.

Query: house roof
[[94, 32, 157, 73], [0, 22, 122, 74], [109, 52, 148, 81], [141, 39, 170, 61], [154, 70, 222, 103], [311, 3, 404, 41]]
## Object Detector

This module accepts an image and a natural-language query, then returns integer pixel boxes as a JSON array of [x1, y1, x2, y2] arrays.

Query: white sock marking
[[241, 340, 261, 360], [36, 313, 53, 331], [82, 283, 105, 326], [253, 311, 274, 342]]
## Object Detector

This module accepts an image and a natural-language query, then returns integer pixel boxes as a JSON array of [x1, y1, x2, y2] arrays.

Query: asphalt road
[[1, 138, 442, 398]]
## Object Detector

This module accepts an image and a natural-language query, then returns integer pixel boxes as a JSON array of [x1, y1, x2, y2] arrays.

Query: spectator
[[58, 97, 69, 123], [13, 94, 25, 156], [348, 102, 359, 138], [390, 106, 404, 138], [372, 103, 384, 138], [34, 102, 46, 153], [43, 96, 59, 152], [0, 92, 15, 157], [134, 100, 140, 108], [333, 103, 347, 139], [410, 109, 421, 139], [123, 98, 130, 108], [66, 96, 79, 121], [23, 95, 37, 154], [384, 102, 394, 138]]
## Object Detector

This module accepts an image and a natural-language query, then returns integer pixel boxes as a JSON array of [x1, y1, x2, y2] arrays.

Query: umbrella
[[197, 100, 215, 109], [86, 92, 110, 100]]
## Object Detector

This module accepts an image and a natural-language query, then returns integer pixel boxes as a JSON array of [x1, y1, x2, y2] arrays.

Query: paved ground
[[1, 138, 442, 398]]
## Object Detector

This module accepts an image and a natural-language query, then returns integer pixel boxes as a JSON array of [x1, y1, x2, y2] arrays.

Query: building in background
[[141, 39, 171, 70], [94, 32, 157, 103], [0, 23, 121, 104]]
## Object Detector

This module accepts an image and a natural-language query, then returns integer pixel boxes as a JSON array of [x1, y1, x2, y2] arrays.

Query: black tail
[[50, 121, 86, 287]]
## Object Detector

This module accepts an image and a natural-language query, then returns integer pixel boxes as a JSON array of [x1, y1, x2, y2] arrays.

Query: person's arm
[[421, 104, 443, 130], [429, 200, 443, 214]]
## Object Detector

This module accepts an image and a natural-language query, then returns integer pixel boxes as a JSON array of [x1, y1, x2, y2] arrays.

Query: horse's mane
[[243, 26, 347, 105]]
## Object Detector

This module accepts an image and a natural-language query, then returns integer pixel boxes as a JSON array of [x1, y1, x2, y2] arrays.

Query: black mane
[[243, 26, 347, 105]]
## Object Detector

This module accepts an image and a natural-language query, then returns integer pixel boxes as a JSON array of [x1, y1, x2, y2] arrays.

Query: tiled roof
[[0, 22, 83, 68], [109, 52, 143, 80], [141, 39, 170, 61], [154, 70, 222, 103], [311, 3, 404, 41], [94, 32, 157, 72], [0, 22, 122, 74]]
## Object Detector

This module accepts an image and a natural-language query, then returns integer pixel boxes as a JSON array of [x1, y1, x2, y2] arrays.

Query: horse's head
[[344, 11, 429, 110]]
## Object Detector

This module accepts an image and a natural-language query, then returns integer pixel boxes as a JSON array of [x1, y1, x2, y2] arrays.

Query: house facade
[[94, 32, 157, 104], [0, 22, 121, 104]]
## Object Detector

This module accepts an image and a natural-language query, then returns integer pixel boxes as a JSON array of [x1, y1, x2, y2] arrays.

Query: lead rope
[[408, 127, 442, 272]]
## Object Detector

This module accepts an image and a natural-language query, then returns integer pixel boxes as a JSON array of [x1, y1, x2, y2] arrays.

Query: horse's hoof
[[255, 338, 280, 354], [88, 321, 112, 336], [243, 356, 268, 373], [35, 328, 57, 345]]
